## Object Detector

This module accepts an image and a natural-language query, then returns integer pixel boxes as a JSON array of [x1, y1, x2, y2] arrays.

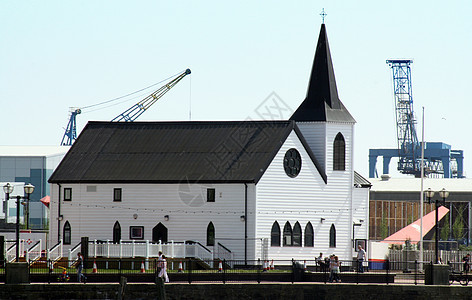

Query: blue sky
[[1, 0, 471, 178]]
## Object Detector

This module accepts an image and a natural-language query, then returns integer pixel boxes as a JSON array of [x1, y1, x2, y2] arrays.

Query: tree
[[440, 213, 450, 241], [380, 215, 389, 240], [453, 213, 465, 240]]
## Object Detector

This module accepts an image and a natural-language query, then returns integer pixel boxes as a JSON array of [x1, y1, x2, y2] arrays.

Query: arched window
[[304, 222, 314, 247], [63, 221, 71, 245], [293, 222, 302, 246], [329, 224, 336, 248], [113, 221, 121, 243], [283, 221, 293, 246], [207, 222, 215, 246], [270, 221, 281, 247], [333, 133, 345, 171]]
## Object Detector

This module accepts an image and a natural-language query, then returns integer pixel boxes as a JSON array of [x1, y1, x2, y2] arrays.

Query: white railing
[[84, 240, 215, 261], [5, 239, 25, 262], [68, 242, 82, 267], [26, 240, 42, 264], [215, 242, 233, 261], [47, 240, 63, 263]]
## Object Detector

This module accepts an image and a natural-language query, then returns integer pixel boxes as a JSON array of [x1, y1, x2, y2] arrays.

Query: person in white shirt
[[357, 245, 366, 273]]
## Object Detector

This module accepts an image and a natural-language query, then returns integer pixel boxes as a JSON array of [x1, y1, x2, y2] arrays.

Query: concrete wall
[[0, 283, 471, 300]]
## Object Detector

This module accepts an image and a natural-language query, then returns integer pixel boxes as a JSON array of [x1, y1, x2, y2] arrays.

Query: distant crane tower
[[61, 69, 191, 146], [369, 60, 464, 178]]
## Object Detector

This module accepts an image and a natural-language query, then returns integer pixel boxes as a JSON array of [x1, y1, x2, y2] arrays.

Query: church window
[[64, 188, 72, 201], [283, 221, 293, 246], [329, 224, 336, 248], [293, 222, 302, 246], [129, 226, 144, 239], [304, 222, 314, 247], [113, 188, 122, 202], [207, 222, 215, 246], [270, 221, 281, 247], [283, 148, 302, 178], [333, 133, 345, 171], [113, 221, 121, 243], [63, 221, 71, 245], [207, 188, 215, 202]]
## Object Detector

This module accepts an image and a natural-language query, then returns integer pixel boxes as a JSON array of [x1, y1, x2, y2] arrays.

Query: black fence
[[1, 258, 470, 285]]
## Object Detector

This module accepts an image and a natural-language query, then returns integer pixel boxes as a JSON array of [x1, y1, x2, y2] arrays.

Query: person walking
[[329, 255, 340, 283], [158, 254, 170, 283], [75, 252, 86, 283], [357, 245, 366, 273]]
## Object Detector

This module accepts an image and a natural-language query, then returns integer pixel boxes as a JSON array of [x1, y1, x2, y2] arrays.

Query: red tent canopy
[[381, 206, 449, 244], [40, 195, 50, 208]]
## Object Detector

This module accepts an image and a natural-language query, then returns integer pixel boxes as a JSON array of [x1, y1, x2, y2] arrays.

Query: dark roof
[[49, 121, 326, 184], [354, 171, 371, 188], [290, 24, 355, 123]]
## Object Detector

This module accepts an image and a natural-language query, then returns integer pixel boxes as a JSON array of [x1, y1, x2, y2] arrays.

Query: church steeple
[[290, 24, 355, 123]]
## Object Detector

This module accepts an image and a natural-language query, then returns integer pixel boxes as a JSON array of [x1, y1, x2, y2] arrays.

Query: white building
[[48, 24, 370, 262]]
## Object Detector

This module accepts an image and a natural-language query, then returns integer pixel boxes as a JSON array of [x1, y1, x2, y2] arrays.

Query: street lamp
[[3, 183, 35, 262], [425, 188, 448, 264]]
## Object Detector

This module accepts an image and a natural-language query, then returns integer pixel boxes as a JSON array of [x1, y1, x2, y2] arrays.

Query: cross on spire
[[320, 8, 327, 24]]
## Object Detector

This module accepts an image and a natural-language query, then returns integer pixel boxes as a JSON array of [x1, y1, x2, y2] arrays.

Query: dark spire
[[290, 24, 355, 123]]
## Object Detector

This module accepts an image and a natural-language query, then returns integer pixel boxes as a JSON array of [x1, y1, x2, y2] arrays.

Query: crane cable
[[79, 69, 187, 111]]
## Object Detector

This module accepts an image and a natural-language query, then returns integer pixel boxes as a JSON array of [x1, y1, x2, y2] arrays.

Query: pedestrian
[[357, 244, 366, 273], [157, 251, 163, 274], [75, 252, 86, 283], [158, 254, 170, 283], [329, 255, 340, 283], [463, 253, 470, 272], [316, 252, 325, 272]]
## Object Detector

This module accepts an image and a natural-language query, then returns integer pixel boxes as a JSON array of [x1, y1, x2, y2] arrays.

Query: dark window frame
[[113, 221, 121, 243], [304, 222, 314, 247], [207, 222, 215, 246], [329, 224, 336, 248], [283, 221, 293, 246], [293, 221, 302, 247], [270, 221, 281, 247], [64, 188, 72, 201], [129, 226, 144, 240], [63, 221, 71, 245], [113, 188, 122, 202], [283, 148, 302, 178], [207, 188, 216, 202], [333, 133, 346, 171]]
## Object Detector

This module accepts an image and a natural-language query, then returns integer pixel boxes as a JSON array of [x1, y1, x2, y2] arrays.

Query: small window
[[293, 222, 302, 246], [329, 224, 336, 248], [63, 221, 71, 245], [207, 222, 215, 246], [207, 188, 215, 202], [283, 221, 293, 246], [113, 188, 122, 202], [271, 221, 281, 247], [113, 221, 121, 243], [64, 188, 72, 201], [333, 133, 346, 171], [304, 222, 314, 247], [129, 226, 144, 240]]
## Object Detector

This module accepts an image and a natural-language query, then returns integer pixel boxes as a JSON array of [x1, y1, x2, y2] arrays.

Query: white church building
[[48, 24, 370, 262]]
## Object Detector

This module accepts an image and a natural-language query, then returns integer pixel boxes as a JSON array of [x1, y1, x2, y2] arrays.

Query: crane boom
[[386, 60, 420, 175], [111, 68, 191, 122]]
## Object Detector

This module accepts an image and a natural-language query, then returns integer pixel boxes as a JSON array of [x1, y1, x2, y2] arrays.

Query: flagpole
[[419, 106, 425, 269]]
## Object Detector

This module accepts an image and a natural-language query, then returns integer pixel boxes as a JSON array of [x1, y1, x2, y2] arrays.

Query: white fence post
[[171, 240, 174, 258], [145, 240, 149, 270], [132, 240, 135, 258], [107, 239, 110, 258], [120, 241, 123, 258]]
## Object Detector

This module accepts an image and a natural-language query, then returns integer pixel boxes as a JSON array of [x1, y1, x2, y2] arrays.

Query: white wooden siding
[[256, 127, 356, 261], [49, 183, 254, 260], [297, 122, 326, 170]]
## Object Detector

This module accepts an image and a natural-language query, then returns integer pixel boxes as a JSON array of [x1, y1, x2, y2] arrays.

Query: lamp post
[[3, 183, 35, 262], [425, 188, 448, 264]]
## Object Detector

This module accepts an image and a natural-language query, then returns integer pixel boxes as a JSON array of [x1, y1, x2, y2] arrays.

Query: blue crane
[[61, 69, 191, 146], [369, 60, 464, 178]]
